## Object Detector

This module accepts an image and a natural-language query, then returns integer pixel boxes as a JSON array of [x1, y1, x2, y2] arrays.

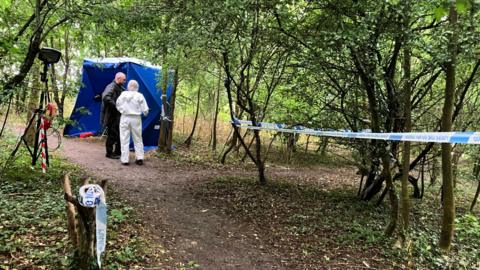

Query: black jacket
[[101, 81, 123, 126]]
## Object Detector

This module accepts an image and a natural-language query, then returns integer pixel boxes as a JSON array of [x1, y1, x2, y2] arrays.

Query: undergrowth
[[194, 176, 480, 269], [0, 130, 165, 269]]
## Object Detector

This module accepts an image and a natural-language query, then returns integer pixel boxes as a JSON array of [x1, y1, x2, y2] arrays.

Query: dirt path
[[60, 137, 284, 269]]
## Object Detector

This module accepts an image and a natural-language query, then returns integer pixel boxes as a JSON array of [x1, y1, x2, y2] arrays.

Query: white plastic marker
[[232, 119, 480, 144], [79, 184, 107, 268]]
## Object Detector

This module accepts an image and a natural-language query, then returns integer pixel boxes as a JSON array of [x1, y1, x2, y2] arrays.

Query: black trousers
[[105, 118, 121, 155]]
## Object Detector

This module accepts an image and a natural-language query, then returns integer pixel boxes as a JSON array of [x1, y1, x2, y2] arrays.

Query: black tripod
[[4, 48, 61, 171], [8, 63, 52, 167]]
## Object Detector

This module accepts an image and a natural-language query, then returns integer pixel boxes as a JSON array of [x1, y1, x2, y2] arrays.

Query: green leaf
[[0, 0, 11, 10], [110, 209, 126, 223], [386, 0, 400, 4], [433, 6, 448, 21], [456, 0, 470, 13]]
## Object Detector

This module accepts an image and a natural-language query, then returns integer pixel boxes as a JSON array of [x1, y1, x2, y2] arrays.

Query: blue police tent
[[64, 58, 172, 148]]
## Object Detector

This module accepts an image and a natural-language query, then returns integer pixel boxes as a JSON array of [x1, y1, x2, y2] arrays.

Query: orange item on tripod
[[43, 102, 57, 130]]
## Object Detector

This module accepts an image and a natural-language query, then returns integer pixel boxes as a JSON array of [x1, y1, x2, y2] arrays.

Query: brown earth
[[59, 137, 388, 270], [60, 137, 284, 269]]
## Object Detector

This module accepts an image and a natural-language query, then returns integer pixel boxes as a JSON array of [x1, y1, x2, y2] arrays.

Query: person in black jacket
[[101, 72, 126, 159]]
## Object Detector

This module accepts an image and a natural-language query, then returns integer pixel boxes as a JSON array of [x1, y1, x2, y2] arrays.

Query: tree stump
[[62, 173, 107, 270]]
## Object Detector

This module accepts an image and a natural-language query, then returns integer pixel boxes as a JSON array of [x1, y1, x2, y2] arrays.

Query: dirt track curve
[[60, 137, 281, 269]]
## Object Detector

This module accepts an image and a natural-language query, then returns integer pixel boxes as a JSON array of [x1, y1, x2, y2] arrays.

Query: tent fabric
[[64, 58, 173, 148]]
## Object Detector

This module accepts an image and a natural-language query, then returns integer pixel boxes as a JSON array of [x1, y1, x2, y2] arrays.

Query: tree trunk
[[25, 64, 41, 146], [184, 83, 201, 147], [360, 159, 382, 201], [59, 27, 71, 118], [158, 66, 169, 151], [240, 136, 256, 163], [473, 148, 480, 177], [14, 92, 20, 112], [286, 133, 295, 162], [420, 156, 426, 198], [316, 137, 329, 156], [451, 146, 463, 188], [212, 68, 221, 151], [50, 64, 61, 110], [471, 149, 480, 212], [470, 178, 480, 212], [166, 67, 178, 153], [49, 36, 62, 117], [221, 129, 239, 164], [401, 43, 412, 232], [19, 87, 28, 112], [223, 51, 266, 184], [0, 95, 13, 139], [383, 145, 398, 237], [61, 173, 78, 251], [354, 49, 383, 201], [304, 135, 310, 152], [253, 128, 266, 184], [439, 3, 457, 251], [353, 47, 398, 234], [220, 108, 246, 164]]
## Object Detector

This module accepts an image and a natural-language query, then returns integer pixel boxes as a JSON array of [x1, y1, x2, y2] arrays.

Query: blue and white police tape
[[232, 119, 480, 144], [79, 184, 107, 268]]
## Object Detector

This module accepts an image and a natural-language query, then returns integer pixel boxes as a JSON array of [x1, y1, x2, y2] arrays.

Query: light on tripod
[[38, 47, 61, 83], [38, 47, 61, 64]]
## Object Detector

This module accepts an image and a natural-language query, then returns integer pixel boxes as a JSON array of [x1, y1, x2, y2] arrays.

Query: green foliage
[[404, 213, 480, 269], [0, 132, 163, 268], [0, 132, 80, 268], [456, 214, 480, 242], [433, 2, 450, 21], [195, 176, 395, 267], [0, 0, 11, 10], [194, 175, 480, 269], [0, 182, 70, 268], [109, 206, 133, 225], [456, 0, 472, 14]]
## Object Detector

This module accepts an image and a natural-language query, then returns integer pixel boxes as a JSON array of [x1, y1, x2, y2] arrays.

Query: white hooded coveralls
[[116, 91, 149, 163]]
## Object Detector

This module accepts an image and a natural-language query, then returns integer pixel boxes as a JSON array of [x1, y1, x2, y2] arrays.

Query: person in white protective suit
[[115, 80, 149, 165]]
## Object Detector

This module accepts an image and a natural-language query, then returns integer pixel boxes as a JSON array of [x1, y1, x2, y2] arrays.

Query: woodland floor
[[58, 136, 398, 270]]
